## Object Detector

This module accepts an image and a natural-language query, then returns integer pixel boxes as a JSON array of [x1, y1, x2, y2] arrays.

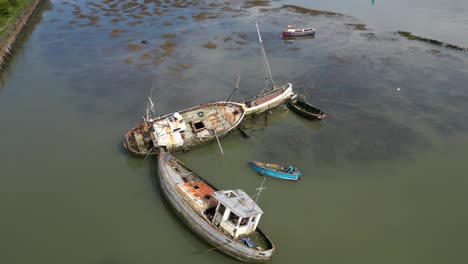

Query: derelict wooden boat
[[244, 83, 293, 116], [249, 161, 301, 181], [281, 25, 316, 37], [124, 101, 245, 158], [288, 94, 326, 120], [158, 148, 275, 263], [243, 22, 293, 116]]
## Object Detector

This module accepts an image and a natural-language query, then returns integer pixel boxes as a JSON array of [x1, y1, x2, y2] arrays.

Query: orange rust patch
[[183, 182, 215, 200]]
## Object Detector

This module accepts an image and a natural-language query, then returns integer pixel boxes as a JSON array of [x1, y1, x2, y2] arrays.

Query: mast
[[144, 87, 155, 122], [250, 176, 267, 206], [256, 21, 276, 91]]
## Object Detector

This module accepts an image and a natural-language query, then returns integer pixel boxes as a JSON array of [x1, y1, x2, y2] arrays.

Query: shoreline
[[0, 0, 46, 72]]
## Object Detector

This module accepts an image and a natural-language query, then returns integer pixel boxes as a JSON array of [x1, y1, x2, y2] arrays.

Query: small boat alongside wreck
[[288, 94, 326, 120], [243, 22, 293, 116], [249, 161, 302, 181], [158, 148, 275, 263], [124, 101, 245, 158]]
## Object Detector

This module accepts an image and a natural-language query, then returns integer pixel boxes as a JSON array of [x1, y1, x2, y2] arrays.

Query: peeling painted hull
[[158, 149, 275, 263], [243, 83, 293, 116]]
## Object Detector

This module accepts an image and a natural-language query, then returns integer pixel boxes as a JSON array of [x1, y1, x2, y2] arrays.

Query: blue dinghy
[[249, 161, 301, 181]]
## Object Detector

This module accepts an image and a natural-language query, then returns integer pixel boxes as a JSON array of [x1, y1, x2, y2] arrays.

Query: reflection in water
[[282, 34, 315, 44], [240, 105, 289, 131], [294, 114, 323, 130]]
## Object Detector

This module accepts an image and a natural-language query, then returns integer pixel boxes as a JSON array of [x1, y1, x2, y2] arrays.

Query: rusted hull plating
[[158, 149, 275, 263], [243, 83, 293, 116], [123, 102, 245, 158]]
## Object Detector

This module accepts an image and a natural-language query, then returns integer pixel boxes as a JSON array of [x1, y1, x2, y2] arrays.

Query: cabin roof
[[212, 189, 263, 217]]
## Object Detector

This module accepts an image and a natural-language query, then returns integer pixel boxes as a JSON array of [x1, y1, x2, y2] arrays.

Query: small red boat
[[281, 25, 316, 37]]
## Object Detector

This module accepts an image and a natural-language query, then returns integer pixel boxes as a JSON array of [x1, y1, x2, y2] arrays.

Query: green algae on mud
[[262, 4, 344, 17]]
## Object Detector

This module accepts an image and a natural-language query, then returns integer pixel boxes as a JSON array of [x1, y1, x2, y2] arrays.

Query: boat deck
[[125, 102, 244, 156], [182, 182, 214, 199], [249, 90, 284, 107]]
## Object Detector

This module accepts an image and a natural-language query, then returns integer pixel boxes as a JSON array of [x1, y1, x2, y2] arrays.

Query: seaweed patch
[[162, 33, 176, 39], [203, 41, 217, 49], [126, 43, 145, 52], [279, 5, 343, 17], [110, 28, 125, 37], [242, 0, 270, 9], [346, 23, 367, 30], [397, 31, 468, 52], [192, 12, 223, 21], [361, 32, 376, 40], [160, 40, 176, 57]]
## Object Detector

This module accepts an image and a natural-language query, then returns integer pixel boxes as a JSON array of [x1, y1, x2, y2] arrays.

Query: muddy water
[[1, 0, 467, 263]]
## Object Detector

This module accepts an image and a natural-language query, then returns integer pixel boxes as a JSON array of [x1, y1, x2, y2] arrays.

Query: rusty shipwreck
[[158, 147, 275, 263], [124, 101, 245, 158]]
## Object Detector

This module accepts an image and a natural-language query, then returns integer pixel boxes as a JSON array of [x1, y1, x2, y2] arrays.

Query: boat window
[[240, 217, 248, 226], [228, 212, 239, 226], [251, 216, 256, 223], [218, 204, 226, 215]]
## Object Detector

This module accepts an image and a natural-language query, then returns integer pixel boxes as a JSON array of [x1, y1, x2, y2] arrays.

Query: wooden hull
[[249, 161, 301, 181], [282, 35, 315, 42], [158, 149, 275, 263], [123, 102, 245, 158], [243, 83, 293, 116], [288, 95, 326, 120], [282, 28, 315, 37]]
